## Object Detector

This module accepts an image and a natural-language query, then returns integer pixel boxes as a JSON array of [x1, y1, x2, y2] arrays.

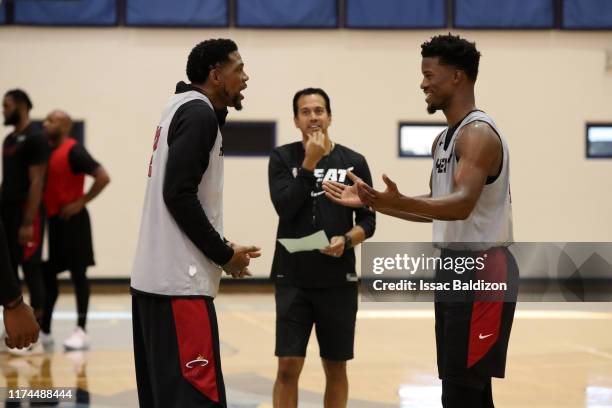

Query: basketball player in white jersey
[[324, 34, 517, 408], [131, 39, 261, 408]]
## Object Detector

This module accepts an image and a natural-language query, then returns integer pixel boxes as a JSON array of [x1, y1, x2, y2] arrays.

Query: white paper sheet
[[278, 230, 329, 253]]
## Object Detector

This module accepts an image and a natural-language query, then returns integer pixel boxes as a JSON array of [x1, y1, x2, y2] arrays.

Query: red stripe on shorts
[[23, 211, 41, 261], [467, 247, 507, 368], [171, 298, 219, 403]]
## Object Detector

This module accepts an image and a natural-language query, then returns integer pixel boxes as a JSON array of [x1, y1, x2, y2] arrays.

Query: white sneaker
[[40, 332, 54, 349], [63, 327, 89, 351], [7, 340, 44, 356]]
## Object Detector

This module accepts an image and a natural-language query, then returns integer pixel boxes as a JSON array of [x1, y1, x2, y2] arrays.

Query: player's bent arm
[[82, 166, 110, 204], [22, 163, 46, 225], [378, 188, 432, 222], [378, 207, 433, 222], [268, 149, 316, 221], [389, 125, 499, 221], [163, 104, 234, 265]]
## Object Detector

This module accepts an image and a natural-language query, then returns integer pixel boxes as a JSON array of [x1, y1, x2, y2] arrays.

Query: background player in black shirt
[[41, 110, 110, 351], [0, 218, 40, 349], [269, 88, 375, 408], [1, 89, 48, 354]]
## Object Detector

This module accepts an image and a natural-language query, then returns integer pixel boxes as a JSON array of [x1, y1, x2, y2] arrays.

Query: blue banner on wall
[[563, 0, 612, 29], [346, 0, 446, 29], [454, 0, 554, 29], [236, 0, 338, 28], [0, 2, 5, 25], [126, 0, 228, 27], [15, 0, 117, 26]]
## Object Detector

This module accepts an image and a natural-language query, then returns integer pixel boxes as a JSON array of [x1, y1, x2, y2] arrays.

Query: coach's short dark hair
[[292, 88, 332, 118], [186, 39, 238, 84], [4, 89, 33, 111], [421, 34, 481, 82]]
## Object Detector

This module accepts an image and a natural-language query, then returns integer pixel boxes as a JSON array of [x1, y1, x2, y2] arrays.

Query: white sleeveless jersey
[[131, 91, 224, 297], [431, 110, 513, 250]]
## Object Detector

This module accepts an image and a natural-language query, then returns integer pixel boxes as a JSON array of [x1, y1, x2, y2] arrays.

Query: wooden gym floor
[[1, 292, 611, 407]]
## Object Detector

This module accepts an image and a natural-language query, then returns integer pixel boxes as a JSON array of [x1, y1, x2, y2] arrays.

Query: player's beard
[[427, 98, 446, 115], [427, 100, 441, 114], [223, 84, 243, 111], [3, 110, 20, 126], [232, 94, 243, 111]]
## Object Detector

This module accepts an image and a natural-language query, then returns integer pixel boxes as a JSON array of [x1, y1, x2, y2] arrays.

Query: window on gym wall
[[31, 120, 85, 145], [398, 122, 446, 158], [222, 121, 276, 157], [586, 124, 612, 158]]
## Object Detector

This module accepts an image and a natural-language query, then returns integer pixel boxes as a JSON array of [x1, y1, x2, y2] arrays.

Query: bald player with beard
[[41, 110, 110, 351]]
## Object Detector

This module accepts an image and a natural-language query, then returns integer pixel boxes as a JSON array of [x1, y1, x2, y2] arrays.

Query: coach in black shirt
[[268, 88, 375, 407]]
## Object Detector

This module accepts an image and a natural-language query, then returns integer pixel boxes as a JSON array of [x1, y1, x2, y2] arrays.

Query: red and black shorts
[[131, 291, 226, 408], [0, 202, 44, 272], [434, 246, 519, 389]]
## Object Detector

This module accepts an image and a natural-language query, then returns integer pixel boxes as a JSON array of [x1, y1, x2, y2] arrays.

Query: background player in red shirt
[[41, 110, 110, 351]]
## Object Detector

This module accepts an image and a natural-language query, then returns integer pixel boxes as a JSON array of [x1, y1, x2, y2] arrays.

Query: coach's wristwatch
[[343, 234, 353, 251]]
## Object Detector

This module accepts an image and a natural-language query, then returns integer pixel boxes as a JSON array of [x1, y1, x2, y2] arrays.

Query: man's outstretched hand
[[323, 171, 366, 208], [356, 174, 402, 210], [324, 171, 402, 211]]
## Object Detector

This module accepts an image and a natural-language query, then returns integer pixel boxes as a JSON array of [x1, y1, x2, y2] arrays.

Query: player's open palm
[[323, 171, 364, 208]]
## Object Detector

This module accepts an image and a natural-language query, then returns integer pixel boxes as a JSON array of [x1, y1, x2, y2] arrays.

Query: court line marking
[[230, 311, 275, 334], [570, 344, 612, 361]]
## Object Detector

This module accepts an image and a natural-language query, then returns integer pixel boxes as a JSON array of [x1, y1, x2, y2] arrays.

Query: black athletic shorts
[[435, 246, 518, 389], [275, 283, 358, 361], [46, 208, 95, 273], [131, 291, 226, 408]]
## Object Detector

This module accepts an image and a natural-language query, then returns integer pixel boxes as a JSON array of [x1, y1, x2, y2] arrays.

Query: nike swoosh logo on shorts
[[479, 333, 494, 340]]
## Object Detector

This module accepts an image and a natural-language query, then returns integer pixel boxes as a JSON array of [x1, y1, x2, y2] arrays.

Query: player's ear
[[209, 67, 223, 86], [453, 69, 463, 84]]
